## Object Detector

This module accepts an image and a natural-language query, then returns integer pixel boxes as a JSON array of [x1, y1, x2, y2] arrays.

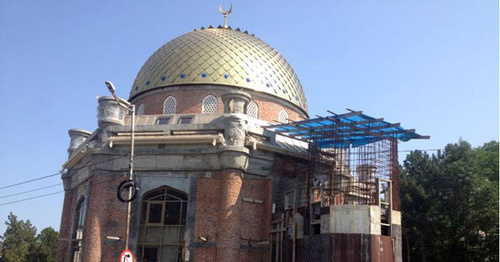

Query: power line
[[0, 173, 61, 190], [0, 184, 62, 199], [0, 148, 442, 204], [0, 191, 63, 207], [0, 155, 127, 191], [0, 147, 441, 192]]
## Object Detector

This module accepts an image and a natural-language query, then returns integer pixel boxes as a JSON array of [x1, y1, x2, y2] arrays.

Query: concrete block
[[185, 155, 211, 169], [392, 210, 401, 225], [330, 205, 381, 235], [156, 155, 184, 169], [112, 157, 129, 170], [134, 155, 156, 169], [320, 214, 330, 234]]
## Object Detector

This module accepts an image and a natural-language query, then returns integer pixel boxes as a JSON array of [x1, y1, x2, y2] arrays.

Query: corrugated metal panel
[[331, 234, 363, 262], [371, 235, 394, 262], [288, 233, 396, 262]]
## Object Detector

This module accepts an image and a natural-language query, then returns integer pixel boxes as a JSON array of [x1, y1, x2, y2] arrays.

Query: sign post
[[120, 249, 134, 262]]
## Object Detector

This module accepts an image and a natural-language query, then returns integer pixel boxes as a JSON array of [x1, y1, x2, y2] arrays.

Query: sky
[[0, 0, 497, 235]]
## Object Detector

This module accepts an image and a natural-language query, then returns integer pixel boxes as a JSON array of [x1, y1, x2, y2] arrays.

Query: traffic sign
[[120, 249, 134, 262]]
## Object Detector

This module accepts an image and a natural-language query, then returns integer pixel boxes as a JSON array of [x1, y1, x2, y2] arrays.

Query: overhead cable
[[0, 191, 63, 207]]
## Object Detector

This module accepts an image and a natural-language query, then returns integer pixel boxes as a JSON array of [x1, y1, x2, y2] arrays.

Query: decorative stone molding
[[222, 91, 251, 114], [67, 129, 92, 157], [97, 96, 127, 128]]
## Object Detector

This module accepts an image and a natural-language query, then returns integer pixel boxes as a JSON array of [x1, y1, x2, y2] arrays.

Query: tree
[[0, 214, 59, 262], [0, 213, 36, 262], [401, 140, 499, 261], [28, 227, 59, 262]]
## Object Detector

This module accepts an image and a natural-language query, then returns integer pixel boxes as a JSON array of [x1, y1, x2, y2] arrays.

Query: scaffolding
[[266, 109, 428, 262]]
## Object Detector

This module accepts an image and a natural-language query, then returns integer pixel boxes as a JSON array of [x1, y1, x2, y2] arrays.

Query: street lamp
[[105, 81, 136, 251]]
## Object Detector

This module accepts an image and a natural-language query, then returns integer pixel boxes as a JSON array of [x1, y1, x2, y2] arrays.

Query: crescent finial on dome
[[219, 4, 233, 28]]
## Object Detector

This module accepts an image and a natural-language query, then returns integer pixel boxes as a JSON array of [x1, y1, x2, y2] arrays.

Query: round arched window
[[137, 104, 145, 115], [278, 109, 289, 124], [202, 95, 217, 114], [247, 101, 258, 118], [163, 96, 177, 115]]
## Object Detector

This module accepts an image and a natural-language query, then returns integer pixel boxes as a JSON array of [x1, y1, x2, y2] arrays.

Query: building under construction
[[57, 12, 428, 262], [267, 110, 427, 261]]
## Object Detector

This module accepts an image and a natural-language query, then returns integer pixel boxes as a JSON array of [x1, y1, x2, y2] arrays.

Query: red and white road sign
[[120, 249, 134, 262]]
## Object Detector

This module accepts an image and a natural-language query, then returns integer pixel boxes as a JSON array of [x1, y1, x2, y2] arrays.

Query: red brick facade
[[131, 86, 306, 123], [193, 171, 272, 262], [58, 166, 274, 261]]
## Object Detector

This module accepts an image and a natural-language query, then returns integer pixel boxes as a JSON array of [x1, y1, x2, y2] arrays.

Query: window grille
[[163, 96, 177, 114], [278, 109, 289, 124], [247, 101, 258, 118], [202, 95, 217, 114]]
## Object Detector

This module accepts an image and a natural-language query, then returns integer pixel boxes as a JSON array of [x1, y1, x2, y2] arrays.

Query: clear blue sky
[[0, 0, 497, 235]]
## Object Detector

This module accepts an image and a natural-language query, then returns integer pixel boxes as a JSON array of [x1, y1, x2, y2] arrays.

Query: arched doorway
[[137, 186, 188, 262]]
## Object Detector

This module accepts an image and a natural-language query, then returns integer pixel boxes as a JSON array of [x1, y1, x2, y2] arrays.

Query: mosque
[[56, 7, 427, 262]]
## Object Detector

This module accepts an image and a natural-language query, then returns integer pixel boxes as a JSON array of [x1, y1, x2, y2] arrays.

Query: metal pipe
[[125, 104, 135, 250]]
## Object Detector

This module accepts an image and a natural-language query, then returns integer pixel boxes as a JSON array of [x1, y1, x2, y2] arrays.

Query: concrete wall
[[329, 205, 381, 235]]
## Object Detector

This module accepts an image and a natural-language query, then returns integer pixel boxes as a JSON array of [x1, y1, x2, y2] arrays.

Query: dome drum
[[130, 85, 305, 123]]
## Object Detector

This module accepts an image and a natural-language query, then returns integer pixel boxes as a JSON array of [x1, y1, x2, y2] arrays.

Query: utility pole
[[105, 81, 136, 251]]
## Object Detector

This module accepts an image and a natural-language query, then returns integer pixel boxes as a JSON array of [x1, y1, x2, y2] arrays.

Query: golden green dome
[[130, 27, 307, 112]]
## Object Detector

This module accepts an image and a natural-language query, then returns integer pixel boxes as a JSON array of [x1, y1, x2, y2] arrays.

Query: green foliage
[[0, 213, 59, 262], [401, 140, 499, 262], [28, 227, 59, 262], [0, 213, 36, 262]]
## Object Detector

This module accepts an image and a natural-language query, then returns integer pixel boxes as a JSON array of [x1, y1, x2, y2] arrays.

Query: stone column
[[221, 91, 251, 114], [97, 96, 127, 128], [67, 129, 92, 157]]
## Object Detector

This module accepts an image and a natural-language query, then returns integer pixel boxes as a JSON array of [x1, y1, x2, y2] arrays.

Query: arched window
[[247, 101, 258, 118], [72, 198, 86, 262], [138, 187, 188, 262], [202, 95, 217, 114], [137, 104, 145, 115], [278, 109, 289, 124], [163, 96, 177, 115]]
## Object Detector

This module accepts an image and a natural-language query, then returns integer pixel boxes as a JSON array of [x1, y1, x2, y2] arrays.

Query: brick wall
[[82, 172, 126, 262], [56, 190, 74, 262], [132, 86, 306, 122], [194, 172, 272, 262]]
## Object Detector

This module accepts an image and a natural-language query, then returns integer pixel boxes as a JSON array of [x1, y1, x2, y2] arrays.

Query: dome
[[130, 27, 307, 112]]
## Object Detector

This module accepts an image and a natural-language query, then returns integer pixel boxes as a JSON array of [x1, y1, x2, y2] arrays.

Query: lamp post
[[105, 81, 135, 251]]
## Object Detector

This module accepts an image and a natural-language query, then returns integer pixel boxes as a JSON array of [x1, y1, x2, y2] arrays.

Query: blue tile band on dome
[[265, 109, 429, 148]]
